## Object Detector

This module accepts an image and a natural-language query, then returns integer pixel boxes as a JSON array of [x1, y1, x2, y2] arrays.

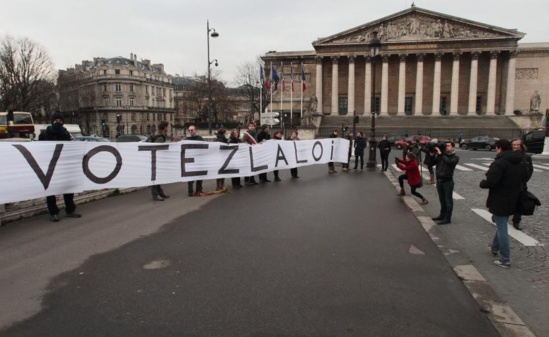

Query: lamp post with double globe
[[207, 20, 219, 135], [366, 31, 382, 169]]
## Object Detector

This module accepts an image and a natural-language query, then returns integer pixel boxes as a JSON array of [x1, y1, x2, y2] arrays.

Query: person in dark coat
[[431, 141, 459, 225], [480, 139, 523, 269], [353, 131, 367, 170], [289, 131, 300, 178], [342, 131, 354, 171], [150, 121, 170, 201], [377, 135, 391, 171], [228, 129, 243, 188], [257, 125, 271, 183], [215, 128, 229, 192], [328, 129, 338, 173], [186, 124, 204, 196], [39, 111, 82, 222], [510, 139, 534, 230]]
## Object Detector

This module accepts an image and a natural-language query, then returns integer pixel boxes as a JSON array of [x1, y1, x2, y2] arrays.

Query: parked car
[[387, 135, 404, 147], [116, 134, 148, 142], [394, 135, 432, 149], [73, 135, 111, 142], [460, 136, 498, 151], [521, 129, 545, 154]]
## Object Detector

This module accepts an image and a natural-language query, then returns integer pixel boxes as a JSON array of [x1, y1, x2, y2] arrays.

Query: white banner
[[0, 138, 349, 204]]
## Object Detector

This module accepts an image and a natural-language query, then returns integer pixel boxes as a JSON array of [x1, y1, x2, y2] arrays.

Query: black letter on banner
[[330, 140, 335, 160], [181, 143, 209, 177], [219, 145, 239, 174], [249, 147, 268, 172], [13, 144, 63, 190], [83, 145, 122, 184], [138, 144, 170, 181], [312, 141, 323, 162], [293, 142, 307, 164], [275, 144, 289, 167]]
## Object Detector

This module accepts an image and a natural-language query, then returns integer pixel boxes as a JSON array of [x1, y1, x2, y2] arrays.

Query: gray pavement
[[0, 161, 542, 336]]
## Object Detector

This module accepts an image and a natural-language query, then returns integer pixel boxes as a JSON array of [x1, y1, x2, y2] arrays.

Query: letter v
[[13, 144, 63, 190]]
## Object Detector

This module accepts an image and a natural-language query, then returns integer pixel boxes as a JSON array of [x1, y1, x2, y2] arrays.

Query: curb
[[384, 170, 537, 337]]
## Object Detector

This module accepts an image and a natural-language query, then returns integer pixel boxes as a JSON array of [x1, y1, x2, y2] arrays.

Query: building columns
[[380, 54, 389, 115], [315, 56, 323, 114], [331, 56, 339, 115], [468, 52, 480, 114], [486, 51, 499, 115], [397, 54, 406, 115], [415, 54, 425, 115], [450, 52, 461, 115], [364, 56, 372, 115], [505, 50, 517, 115], [348, 56, 356, 114], [432, 53, 442, 114]]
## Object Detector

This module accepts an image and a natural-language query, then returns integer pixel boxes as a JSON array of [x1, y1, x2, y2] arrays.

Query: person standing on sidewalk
[[186, 125, 204, 196], [378, 135, 391, 171], [511, 139, 534, 230], [150, 121, 171, 201], [328, 129, 338, 173], [289, 131, 300, 179], [480, 139, 523, 269], [431, 141, 459, 225], [353, 131, 367, 170], [342, 131, 354, 171], [215, 128, 229, 192], [39, 111, 82, 222], [257, 125, 271, 183], [228, 129, 243, 188], [242, 122, 259, 185]]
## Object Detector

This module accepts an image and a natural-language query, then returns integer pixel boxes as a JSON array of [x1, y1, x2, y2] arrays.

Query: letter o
[[83, 145, 122, 184], [312, 141, 323, 161]]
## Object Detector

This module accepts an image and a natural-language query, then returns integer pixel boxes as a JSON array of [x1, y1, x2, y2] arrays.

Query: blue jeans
[[436, 179, 454, 221], [491, 215, 511, 264]]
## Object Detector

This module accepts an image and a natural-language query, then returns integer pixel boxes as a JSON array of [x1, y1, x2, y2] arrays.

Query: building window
[[103, 98, 109, 106], [115, 83, 121, 92], [131, 113, 136, 122], [130, 70, 133, 76], [476, 96, 482, 115], [130, 84, 134, 92], [405, 97, 413, 115], [145, 85, 148, 93], [338, 97, 348, 115], [115, 69, 120, 75], [103, 84, 108, 92], [116, 97, 122, 106], [372, 97, 380, 115], [103, 70, 107, 75], [130, 97, 134, 106], [440, 96, 447, 115]]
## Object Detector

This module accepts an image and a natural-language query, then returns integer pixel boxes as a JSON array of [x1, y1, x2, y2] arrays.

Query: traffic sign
[[260, 118, 280, 125], [261, 112, 280, 118]]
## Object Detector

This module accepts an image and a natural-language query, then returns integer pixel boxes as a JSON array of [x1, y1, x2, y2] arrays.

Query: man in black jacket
[[257, 125, 271, 183], [511, 139, 534, 230], [39, 111, 82, 222], [431, 141, 459, 225], [480, 139, 523, 269], [186, 125, 204, 196]]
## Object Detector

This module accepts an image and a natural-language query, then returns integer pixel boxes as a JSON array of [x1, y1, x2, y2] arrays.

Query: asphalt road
[[0, 159, 529, 337]]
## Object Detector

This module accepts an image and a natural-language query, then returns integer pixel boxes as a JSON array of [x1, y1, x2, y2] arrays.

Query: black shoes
[[274, 177, 281, 182], [153, 196, 165, 201], [513, 222, 522, 230], [50, 214, 60, 222], [431, 215, 444, 221], [159, 194, 170, 199], [436, 219, 451, 225], [66, 212, 82, 218], [291, 176, 299, 179]]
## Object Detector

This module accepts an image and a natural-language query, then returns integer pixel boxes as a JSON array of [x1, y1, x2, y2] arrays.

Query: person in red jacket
[[396, 153, 428, 205]]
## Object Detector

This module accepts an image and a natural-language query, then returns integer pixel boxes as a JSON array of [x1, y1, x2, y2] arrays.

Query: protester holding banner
[[150, 121, 171, 201], [186, 125, 205, 196], [290, 131, 300, 179], [39, 111, 82, 222], [242, 122, 259, 185], [328, 129, 339, 173], [257, 125, 271, 183], [228, 129, 243, 188], [215, 128, 229, 192]]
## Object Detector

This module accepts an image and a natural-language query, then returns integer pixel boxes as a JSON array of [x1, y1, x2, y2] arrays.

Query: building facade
[[262, 6, 549, 121], [58, 53, 175, 138]]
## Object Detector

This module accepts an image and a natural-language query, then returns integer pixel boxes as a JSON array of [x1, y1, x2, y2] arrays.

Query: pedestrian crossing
[[390, 162, 549, 173]]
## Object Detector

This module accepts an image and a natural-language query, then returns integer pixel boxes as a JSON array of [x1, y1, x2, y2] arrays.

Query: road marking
[[463, 163, 489, 171], [532, 164, 549, 171], [471, 208, 543, 247], [454, 164, 474, 171]]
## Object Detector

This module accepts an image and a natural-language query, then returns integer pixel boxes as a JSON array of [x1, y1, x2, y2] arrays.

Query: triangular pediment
[[313, 6, 525, 47]]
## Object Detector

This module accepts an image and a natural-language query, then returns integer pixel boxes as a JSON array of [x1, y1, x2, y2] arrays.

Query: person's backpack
[[519, 191, 541, 216]]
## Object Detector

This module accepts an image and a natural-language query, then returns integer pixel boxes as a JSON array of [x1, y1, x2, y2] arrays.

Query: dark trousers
[[231, 177, 241, 187], [398, 174, 408, 188], [259, 173, 269, 182], [188, 180, 203, 194], [151, 184, 165, 198], [290, 167, 298, 177], [380, 152, 389, 170], [354, 154, 364, 169], [46, 194, 76, 216], [436, 179, 454, 221], [410, 186, 425, 200]]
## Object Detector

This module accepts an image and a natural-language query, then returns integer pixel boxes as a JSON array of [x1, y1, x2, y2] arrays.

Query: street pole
[[366, 32, 381, 169], [207, 20, 219, 135]]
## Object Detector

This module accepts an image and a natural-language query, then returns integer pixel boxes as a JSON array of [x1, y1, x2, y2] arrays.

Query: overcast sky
[[1, 0, 547, 85]]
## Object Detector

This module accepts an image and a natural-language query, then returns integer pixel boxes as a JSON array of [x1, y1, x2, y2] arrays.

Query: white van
[[34, 123, 83, 140]]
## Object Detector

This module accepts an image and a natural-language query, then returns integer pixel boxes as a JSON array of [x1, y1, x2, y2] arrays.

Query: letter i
[[330, 140, 334, 160]]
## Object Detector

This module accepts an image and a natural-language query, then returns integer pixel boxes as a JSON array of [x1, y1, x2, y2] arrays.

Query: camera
[[425, 141, 445, 152], [394, 157, 400, 164]]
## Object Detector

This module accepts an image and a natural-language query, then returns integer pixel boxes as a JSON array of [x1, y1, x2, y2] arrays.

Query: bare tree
[[0, 36, 57, 115]]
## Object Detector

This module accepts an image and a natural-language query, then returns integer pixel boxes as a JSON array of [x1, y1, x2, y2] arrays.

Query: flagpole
[[270, 62, 273, 121], [300, 63, 304, 120], [280, 61, 283, 131], [290, 62, 293, 129]]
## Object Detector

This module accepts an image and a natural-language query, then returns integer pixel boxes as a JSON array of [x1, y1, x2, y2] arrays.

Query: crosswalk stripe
[[532, 164, 549, 171], [454, 164, 473, 172], [463, 163, 489, 171], [471, 208, 543, 247]]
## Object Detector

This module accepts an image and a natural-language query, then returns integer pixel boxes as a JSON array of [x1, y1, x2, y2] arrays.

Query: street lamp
[[207, 20, 219, 135], [366, 31, 382, 169]]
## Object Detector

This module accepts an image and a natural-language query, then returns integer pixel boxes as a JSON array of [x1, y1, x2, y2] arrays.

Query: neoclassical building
[[262, 5, 549, 122], [59, 53, 175, 138]]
